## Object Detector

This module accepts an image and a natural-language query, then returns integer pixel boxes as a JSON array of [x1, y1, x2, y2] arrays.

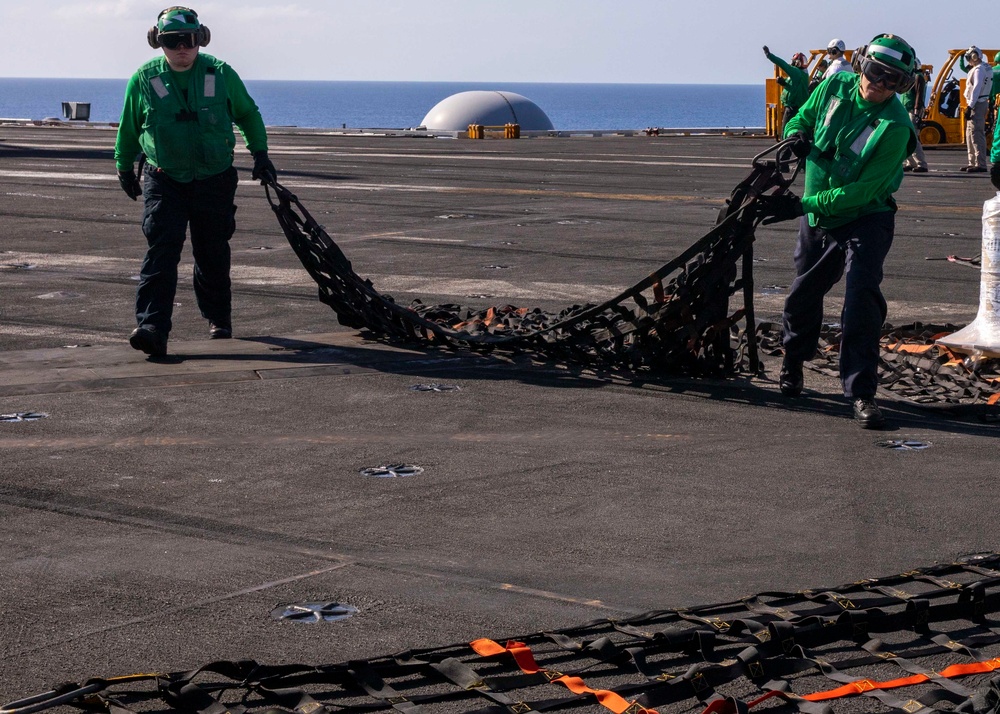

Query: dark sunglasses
[[160, 33, 198, 50], [862, 61, 906, 91]]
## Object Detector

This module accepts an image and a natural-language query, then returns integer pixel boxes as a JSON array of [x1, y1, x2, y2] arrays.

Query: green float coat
[[115, 53, 267, 182]]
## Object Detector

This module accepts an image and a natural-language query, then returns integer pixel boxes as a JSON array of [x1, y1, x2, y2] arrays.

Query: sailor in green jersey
[[114, 6, 277, 358], [992, 115, 1000, 189], [993, 58, 1000, 114], [993, 55, 1000, 189], [757, 34, 919, 429], [763, 47, 809, 134]]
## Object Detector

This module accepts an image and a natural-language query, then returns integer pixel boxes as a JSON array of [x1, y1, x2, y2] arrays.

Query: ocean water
[[0, 78, 764, 130]]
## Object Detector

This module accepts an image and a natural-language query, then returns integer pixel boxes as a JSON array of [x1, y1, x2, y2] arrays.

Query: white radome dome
[[421, 91, 554, 131]]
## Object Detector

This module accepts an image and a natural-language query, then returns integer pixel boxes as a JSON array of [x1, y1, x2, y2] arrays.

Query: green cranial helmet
[[157, 7, 201, 34], [860, 34, 918, 92], [148, 7, 210, 49], [867, 35, 917, 73]]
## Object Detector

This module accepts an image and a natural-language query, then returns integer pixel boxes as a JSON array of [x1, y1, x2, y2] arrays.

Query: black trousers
[[135, 166, 238, 335], [780, 105, 798, 136], [781, 211, 894, 399]]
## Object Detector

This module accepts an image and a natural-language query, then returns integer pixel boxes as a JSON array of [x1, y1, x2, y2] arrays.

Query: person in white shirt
[[822, 39, 854, 78], [961, 46, 994, 172]]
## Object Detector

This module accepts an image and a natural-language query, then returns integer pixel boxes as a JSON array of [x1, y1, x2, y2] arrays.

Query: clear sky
[[0, 0, 990, 84]]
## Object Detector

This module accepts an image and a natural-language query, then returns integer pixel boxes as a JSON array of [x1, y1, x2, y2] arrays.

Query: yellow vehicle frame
[[765, 49, 853, 137], [919, 48, 999, 146]]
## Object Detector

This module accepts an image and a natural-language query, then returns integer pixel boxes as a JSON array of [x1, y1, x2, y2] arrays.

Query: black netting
[[10, 555, 1000, 714], [265, 148, 998, 410], [264, 145, 799, 378]]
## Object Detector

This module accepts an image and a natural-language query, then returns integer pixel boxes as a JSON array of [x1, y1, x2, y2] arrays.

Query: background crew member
[[764, 46, 809, 135], [115, 6, 277, 357], [960, 47, 993, 173], [822, 39, 854, 78], [903, 66, 929, 172]]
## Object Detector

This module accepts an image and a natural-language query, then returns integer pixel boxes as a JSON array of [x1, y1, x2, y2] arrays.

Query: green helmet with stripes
[[867, 35, 917, 74], [148, 7, 210, 49], [858, 34, 918, 93], [157, 7, 202, 34]]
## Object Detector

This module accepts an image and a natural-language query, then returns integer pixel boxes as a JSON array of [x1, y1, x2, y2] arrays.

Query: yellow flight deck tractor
[[919, 48, 998, 147]]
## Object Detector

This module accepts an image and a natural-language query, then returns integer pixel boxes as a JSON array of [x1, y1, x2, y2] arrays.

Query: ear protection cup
[[198, 25, 210, 47], [148, 26, 161, 49], [851, 44, 868, 73]]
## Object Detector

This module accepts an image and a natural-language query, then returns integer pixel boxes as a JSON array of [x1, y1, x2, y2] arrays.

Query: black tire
[[918, 120, 946, 146]]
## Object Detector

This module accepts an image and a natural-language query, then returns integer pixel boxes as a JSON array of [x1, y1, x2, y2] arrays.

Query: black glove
[[252, 150, 277, 184], [991, 163, 1000, 190], [787, 132, 811, 159], [117, 169, 142, 200], [757, 193, 804, 225], [763, 45, 770, 56], [964, 107, 972, 122]]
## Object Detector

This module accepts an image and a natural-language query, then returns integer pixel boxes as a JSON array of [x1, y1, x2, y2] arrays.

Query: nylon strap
[[802, 657, 1000, 701], [431, 656, 537, 714], [471, 639, 657, 714], [347, 663, 423, 714]]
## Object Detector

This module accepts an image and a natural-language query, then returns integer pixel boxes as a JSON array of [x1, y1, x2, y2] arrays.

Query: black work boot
[[779, 359, 804, 397], [129, 325, 167, 357], [209, 321, 232, 339], [852, 398, 886, 429]]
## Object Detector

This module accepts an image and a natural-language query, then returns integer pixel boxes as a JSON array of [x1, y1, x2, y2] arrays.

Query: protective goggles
[[861, 60, 910, 92], [159, 33, 198, 50]]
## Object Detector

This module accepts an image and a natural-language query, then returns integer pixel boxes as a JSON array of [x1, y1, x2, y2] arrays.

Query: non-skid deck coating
[[1, 124, 999, 711]]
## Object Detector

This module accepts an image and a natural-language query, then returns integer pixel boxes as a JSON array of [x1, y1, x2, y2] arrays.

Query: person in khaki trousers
[[961, 47, 993, 173]]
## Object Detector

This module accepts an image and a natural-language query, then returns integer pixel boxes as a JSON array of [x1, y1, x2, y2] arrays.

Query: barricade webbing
[[258, 142, 1000, 410], [10, 556, 1000, 714], [755, 322, 1000, 410], [471, 638, 658, 714], [802, 658, 1000, 702], [261, 142, 810, 379]]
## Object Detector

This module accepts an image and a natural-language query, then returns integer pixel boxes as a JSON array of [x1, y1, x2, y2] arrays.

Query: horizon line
[[0, 76, 764, 87]]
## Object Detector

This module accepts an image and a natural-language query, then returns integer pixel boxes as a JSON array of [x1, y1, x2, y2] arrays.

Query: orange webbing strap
[[697, 689, 799, 714], [802, 656, 1000, 701], [471, 638, 659, 714]]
